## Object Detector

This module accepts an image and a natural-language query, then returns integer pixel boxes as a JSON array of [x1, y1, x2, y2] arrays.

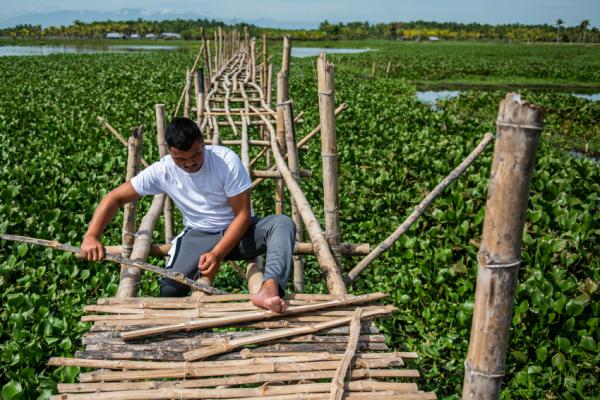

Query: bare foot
[[252, 279, 287, 313]]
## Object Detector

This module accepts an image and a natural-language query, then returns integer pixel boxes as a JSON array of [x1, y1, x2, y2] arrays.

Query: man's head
[[166, 117, 205, 173]]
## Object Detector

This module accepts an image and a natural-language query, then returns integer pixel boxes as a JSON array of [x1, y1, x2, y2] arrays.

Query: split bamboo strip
[[330, 308, 363, 400], [346, 132, 495, 283], [183, 305, 393, 361], [121, 293, 385, 340], [0, 235, 227, 295], [463, 94, 544, 400], [154, 104, 174, 247], [97, 117, 149, 168], [252, 106, 348, 295], [317, 53, 342, 267], [120, 126, 143, 264]]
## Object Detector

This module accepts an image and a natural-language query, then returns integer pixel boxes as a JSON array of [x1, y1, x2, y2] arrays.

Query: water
[[573, 93, 600, 101], [0, 45, 180, 57], [291, 47, 371, 58], [416, 90, 461, 108]]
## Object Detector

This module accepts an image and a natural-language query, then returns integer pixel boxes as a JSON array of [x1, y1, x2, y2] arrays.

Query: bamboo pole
[[347, 132, 494, 283], [283, 101, 305, 292], [262, 33, 268, 100], [183, 69, 192, 118], [0, 235, 227, 294], [462, 94, 544, 400], [386, 61, 392, 77], [274, 72, 288, 215], [104, 241, 370, 258], [121, 293, 385, 340], [154, 104, 174, 249], [282, 35, 291, 74], [253, 106, 348, 295], [120, 126, 143, 267], [330, 308, 363, 400], [317, 53, 342, 267], [97, 117, 149, 168], [250, 38, 257, 83], [183, 305, 393, 361], [194, 68, 204, 126]]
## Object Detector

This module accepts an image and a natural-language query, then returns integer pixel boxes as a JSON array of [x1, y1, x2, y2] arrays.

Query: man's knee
[[271, 214, 295, 235], [160, 279, 189, 297]]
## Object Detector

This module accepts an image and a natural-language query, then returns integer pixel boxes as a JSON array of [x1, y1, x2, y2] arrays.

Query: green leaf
[[579, 336, 596, 352], [527, 365, 542, 374], [535, 346, 547, 362], [2, 381, 23, 400], [565, 300, 585, 317], [17, 243, 28, 257], [552, 352, 566, 371]]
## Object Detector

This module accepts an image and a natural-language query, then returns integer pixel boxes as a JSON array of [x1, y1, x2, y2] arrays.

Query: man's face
[[169, 140, 205, 173]]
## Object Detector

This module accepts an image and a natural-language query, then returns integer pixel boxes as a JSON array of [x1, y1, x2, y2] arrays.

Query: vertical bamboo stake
[[282, 36, 291, 74], [386, 61, 391, 77], [214, 31, 218, 71], [183, 69, 192, 118], [371, 61, 376, 77], [274, 72, 288, 215], [121, 126, 143, 266], [262, 34, 268, 98], [316, 53, 342, 267], [218, 27, 224, 68], [195, 68, 205, 127], [250, 38, 257, 83], [283, 102, 305, 292], [205, 39, 212, 86], [462, 93, 544, 400], [155, 104, 174, 248], [266, 63, 273, 106]]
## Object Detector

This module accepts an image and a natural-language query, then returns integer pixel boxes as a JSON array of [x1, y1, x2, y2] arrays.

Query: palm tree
[[580, 19, 590, 43], [555, 19, 563, 43]]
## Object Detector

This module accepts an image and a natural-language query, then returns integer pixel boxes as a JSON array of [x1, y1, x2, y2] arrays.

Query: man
[[80, 117, 294, 313]]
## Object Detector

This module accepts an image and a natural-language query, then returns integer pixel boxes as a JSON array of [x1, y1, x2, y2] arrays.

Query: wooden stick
[[317, 53, 343, 267], [97, 117, 149, 168], [121, 292, 385, 340], [346, 132, 495, 283], [252, 106, 348, 296], [330, 308, 363, 400], [0, 235, 227, 295], [463, 94, 544, 400], [183, 69, 192, 118], [98, 292, 340, 304]]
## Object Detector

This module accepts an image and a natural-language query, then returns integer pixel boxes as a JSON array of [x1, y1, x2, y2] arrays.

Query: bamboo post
[[283, 102, 305, 292], [317, 53, 342, 267], [346, 133, 494, 283], [205, 39, 213, 86], [386, 61, 391, 77], [274, 72, 288, 215], [282, 35, 291, 74], [262, 34, 268, 97], [121, 126, 143, 265], [462, 93, 544, 400], [155, 105, 174, 248], [195, 68, 205, 127], [214, 31, 218, 71], [183, 69, 192, 118], [266, 63, 273, 105], [371, 61, 376, 77], [250, 38, 257, 83]]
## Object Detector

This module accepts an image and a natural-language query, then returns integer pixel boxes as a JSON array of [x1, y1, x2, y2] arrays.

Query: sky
[[1, 0, 599, 27]]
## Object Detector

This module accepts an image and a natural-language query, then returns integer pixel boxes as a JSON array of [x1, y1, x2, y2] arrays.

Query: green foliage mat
[[0, 47, 598, 399]]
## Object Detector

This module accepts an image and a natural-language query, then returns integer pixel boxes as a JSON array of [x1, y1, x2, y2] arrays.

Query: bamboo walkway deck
[[49, 293, 436, 399]]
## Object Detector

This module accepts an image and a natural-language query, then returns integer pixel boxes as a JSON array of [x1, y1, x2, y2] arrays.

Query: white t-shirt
[[131, 145, 252, 231]]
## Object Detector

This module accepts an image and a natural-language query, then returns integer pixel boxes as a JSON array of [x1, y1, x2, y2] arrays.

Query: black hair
[[166, 117, 203, 150]]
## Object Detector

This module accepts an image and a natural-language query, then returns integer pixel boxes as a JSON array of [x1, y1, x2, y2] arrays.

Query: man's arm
[[80, 181, 140, 261], [198, 188, 252, 278]]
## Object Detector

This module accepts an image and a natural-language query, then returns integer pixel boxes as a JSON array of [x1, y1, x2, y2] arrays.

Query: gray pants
[[160, 215, 295, 297]]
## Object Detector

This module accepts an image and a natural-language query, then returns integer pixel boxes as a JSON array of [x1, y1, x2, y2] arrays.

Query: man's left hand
[[199, 251, 221, 279]]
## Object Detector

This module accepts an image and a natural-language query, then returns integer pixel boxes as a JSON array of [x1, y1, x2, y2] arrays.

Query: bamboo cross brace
[[97, 117, 149, 168], [346, 132, 495, 283], [183, 305, 393, 361], [330, 308, 363, 400], [120, 292, 386, 340], [0, 234, 227, 295]]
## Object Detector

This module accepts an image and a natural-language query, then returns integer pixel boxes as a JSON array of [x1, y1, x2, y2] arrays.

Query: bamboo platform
[[49, 292, 435, 399]]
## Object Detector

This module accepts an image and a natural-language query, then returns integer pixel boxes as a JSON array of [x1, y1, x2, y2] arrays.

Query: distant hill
[[0, 8, 319, 30]]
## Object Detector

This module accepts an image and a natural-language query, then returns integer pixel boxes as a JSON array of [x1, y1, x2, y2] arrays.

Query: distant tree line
[[0, 18, 597, 43]]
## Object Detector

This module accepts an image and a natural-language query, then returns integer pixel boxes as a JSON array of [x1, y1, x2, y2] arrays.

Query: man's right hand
[[80, 235, 105, 261]]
